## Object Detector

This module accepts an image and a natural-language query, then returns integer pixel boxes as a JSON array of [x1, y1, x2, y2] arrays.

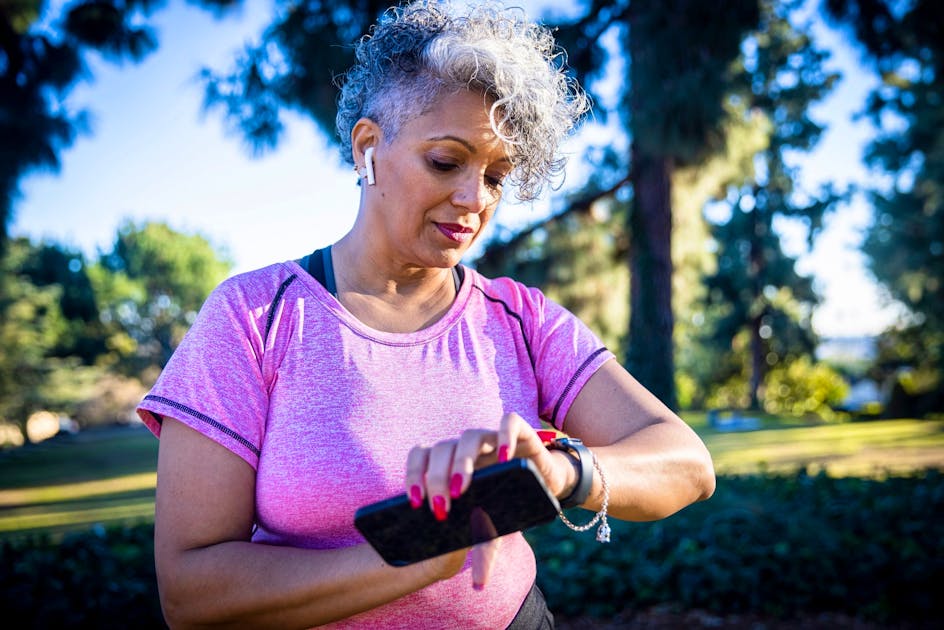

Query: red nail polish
[[498, 444, 509, 463], [473, 582, 485, 591], [450, 474, 463, 499], [409, 485, 422, 509], [432, 495, 448, 521]]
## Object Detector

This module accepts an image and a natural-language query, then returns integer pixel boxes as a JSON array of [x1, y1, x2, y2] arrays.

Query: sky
[[11, 0, 905, 339]]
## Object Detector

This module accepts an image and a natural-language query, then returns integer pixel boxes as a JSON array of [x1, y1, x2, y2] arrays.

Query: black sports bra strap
[[321, 246, 338, 296], [305, 245, 461, 297], [305, 246, 329, 290]]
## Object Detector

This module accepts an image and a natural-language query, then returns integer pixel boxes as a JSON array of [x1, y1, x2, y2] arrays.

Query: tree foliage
[[0, 223, 231, 439], [0, 239, 68, 431], [824, 0, 944, 390], [95, 220, 232, 375], [477, 153, 632, 354], [200, 0, 392, 155], [696, 0, 841, 409], [0, 0, 240, 252]]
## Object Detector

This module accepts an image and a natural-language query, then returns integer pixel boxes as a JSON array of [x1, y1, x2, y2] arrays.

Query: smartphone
[[354, 458, 561, 566]]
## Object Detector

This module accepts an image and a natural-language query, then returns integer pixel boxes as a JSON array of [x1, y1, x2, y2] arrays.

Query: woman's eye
[[485, 175, 505, 190], [429, 158, 458, 172]]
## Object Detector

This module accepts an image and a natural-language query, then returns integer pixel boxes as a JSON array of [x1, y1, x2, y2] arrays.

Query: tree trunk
[[749, 315, 763, 410], [748, 197, 764, 410], [626, 146, 678, 410]]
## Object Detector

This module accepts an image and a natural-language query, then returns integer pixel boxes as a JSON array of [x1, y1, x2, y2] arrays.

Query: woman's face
[[365, 90, 513, 270]]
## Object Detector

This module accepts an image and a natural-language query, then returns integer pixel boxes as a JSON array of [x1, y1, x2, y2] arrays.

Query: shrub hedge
[[1, 470, 941, 627], [529, 469, 944, 625]]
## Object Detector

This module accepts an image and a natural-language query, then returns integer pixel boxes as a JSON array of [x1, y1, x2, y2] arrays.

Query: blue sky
[[11, 0, 904, 338]]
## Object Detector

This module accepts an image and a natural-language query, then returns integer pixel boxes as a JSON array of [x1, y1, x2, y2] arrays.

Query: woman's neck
[[329, 236, 459, 333]]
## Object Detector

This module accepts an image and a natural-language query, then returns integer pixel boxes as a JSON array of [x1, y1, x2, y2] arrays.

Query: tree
[[200, 0, 392, 152], [700, 0, 840, 409], [17, 240, 106, 362], [479, 0, 753, 409], [0, 225, 230, 439], [0, 238, 70, 437], [824, 0, 944, 389], [94, 220, 232, 377], [0, 0, 240, 253]]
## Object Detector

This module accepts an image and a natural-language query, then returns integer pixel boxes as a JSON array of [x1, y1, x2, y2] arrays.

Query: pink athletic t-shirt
[[138, 260, 613, 629]]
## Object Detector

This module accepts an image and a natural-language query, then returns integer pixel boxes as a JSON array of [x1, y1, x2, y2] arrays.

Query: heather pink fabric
[[138, 260, 613, 629]]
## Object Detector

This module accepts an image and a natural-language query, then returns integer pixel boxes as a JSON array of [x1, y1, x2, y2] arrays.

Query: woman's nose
[[451, 175, 493, 213]]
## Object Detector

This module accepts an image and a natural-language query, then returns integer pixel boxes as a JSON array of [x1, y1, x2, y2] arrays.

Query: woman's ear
[[351, 118, 381, 183]]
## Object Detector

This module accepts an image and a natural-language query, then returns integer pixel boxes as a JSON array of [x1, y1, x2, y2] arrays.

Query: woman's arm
[[154, 418, 466, 629], [559, 358, 716, 521]]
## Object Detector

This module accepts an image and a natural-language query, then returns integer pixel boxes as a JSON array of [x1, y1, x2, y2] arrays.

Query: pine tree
[[825, 0, 944, 384], [701, 0, 840, 409]]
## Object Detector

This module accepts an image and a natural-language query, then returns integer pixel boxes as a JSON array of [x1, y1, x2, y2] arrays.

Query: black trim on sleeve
[[264, 274, 298, 343], [551, 347, 609, 428], [144, 394, 261, 457], [472, 285, 535, 371]]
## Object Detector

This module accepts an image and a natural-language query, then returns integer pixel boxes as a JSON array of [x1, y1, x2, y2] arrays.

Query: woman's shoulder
[[211, 261, 305, 304], [466, 266, 544, 300], [462, 270, 563, 325]]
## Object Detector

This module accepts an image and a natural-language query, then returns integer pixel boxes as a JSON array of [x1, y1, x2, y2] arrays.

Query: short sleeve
[[477, 275, 615, 431], [530, 296, 614, 430], [136, 274, 274, 469]]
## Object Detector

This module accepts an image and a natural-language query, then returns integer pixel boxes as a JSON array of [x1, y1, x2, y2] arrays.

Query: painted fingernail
[[450, 474, 463, 499], [473, 582, 485, 591], [409, 485, 423, 509], [432, 495, 448, 521], [498, 444, 509, 463]]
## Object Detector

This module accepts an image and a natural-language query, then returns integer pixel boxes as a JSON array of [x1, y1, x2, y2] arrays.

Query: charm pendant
[[596, 522, 611, 543]]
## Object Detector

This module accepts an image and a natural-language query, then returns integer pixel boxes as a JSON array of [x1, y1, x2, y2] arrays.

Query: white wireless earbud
[[364, 147, 376, 186]]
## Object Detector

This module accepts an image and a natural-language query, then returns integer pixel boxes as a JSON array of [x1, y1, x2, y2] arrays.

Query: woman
[[138, 1, 715, 628]]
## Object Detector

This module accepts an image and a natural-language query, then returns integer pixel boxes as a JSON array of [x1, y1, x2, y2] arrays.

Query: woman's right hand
[[403, 412, 575, 589]]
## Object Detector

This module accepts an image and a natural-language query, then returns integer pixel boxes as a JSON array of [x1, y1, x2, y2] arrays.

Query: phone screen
[[354, 458, 561, 566]]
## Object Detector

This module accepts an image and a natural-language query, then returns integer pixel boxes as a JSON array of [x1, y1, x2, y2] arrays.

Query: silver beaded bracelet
[[556, 447, 611, 543]]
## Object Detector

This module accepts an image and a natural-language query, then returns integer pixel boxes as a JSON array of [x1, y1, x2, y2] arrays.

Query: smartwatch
[[546, 437, 593, 509]]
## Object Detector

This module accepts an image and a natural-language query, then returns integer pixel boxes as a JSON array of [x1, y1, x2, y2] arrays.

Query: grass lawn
[[0, 425, 158, 537], [1, 417, 942, 538]]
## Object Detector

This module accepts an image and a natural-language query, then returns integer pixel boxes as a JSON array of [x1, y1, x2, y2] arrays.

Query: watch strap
[[546, 437, 593, 509]]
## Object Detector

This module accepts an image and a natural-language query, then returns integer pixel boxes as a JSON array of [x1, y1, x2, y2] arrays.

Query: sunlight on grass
[[0, 472, 156, 506], [0, 496, 155, 534], [704, 419, 944, 477]]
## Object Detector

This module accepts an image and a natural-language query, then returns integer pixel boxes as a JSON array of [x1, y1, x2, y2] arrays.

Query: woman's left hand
[[403, 413, 576, 588]]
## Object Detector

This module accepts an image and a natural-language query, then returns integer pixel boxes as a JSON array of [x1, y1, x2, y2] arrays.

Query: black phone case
[[354, 458, 561, 566]]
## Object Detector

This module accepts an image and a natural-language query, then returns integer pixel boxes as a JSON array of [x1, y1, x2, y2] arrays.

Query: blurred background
[[1, 0, 941, 627]]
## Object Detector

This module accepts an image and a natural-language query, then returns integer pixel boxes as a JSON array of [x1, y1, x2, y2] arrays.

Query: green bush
[[528, 469, 943, 624], [1, 471, 941, 626], [763, 356, 849, 420], [0, 523, 163, 628]]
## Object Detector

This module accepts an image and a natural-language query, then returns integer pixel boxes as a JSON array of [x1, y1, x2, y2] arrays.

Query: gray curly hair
[[335, 0, 590, 201]]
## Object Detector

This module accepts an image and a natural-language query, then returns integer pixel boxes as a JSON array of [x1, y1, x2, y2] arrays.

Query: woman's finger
[[404, 445, 431, 509], [496, 412, 546, 462], [471, 537, 501, 590], [450, 429, 498, 498], [425, 441, 458, 520]]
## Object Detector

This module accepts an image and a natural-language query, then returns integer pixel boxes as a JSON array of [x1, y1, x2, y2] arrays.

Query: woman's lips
[[435, 222, 475, 243]]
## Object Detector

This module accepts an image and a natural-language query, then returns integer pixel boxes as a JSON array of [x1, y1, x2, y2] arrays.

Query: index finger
[[496, 412, 544, 463]]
